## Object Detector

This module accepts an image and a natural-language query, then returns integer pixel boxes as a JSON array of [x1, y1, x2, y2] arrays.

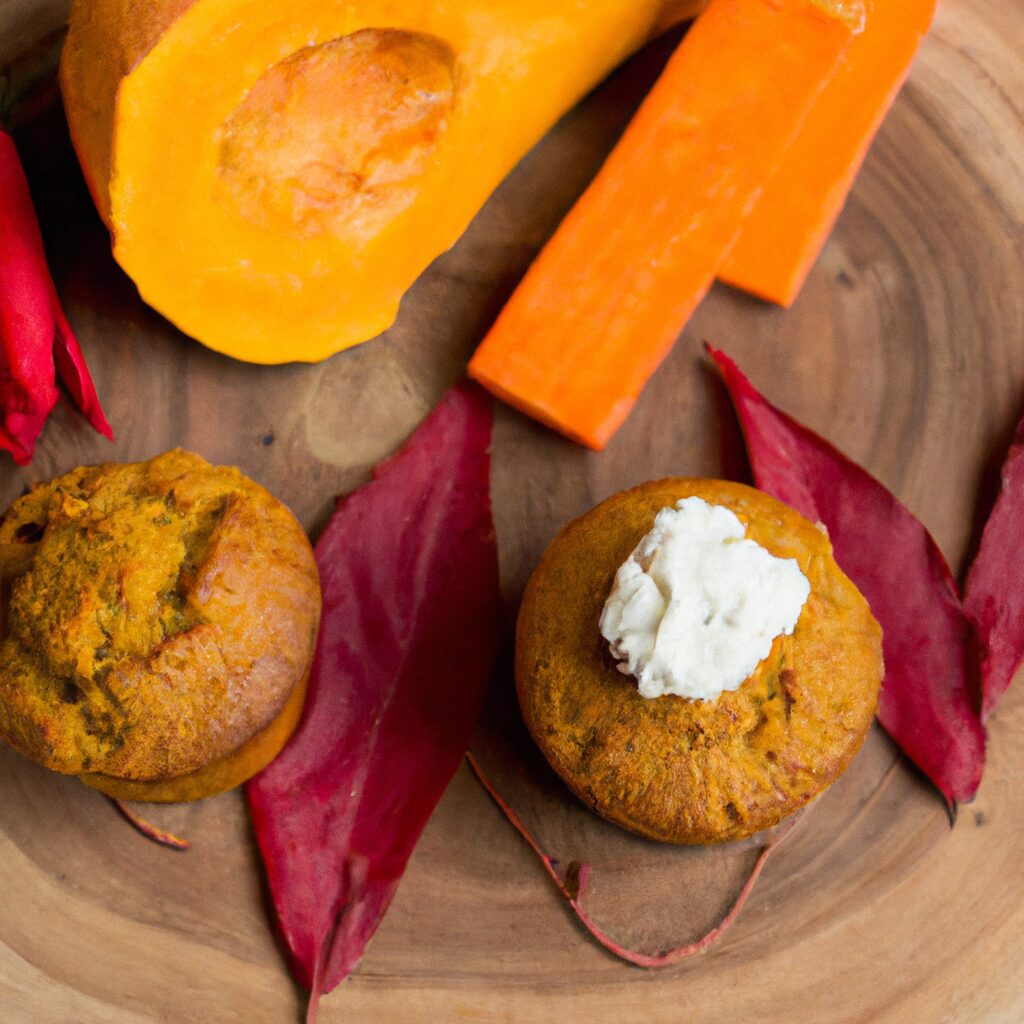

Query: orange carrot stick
[[469, 0, 861, 450], [720, 0, 937, 306]]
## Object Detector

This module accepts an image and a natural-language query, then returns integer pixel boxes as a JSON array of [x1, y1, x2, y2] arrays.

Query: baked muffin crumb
[[516, 479, 883, 845], [0, 450, 320, 786]]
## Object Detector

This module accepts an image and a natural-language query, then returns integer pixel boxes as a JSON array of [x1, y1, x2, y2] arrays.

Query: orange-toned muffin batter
[[0, 450, 320, 801], [517, 479, 883, 844]]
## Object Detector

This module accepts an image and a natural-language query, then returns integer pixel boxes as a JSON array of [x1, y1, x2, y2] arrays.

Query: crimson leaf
[[964, 411, 1024, 721], [710, 346, 985, 807], [246, 382, 499, 1017], [0, 129, 111, 463]]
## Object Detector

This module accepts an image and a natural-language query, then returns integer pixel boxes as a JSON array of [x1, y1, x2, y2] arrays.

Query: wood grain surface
[[1, 1, 1023, 1021]]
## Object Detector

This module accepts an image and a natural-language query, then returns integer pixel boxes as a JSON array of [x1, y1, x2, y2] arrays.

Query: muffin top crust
[[0, 449, 320, 782], [516, 478, 883, 844]]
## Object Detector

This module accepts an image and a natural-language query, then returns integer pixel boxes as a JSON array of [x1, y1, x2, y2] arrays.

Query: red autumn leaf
[[0, 129, 111, 464], [710, 346, 985, 808], [246, 382, 499, 1018], [964, 411, 1024, 721], [53, 312, 111, 438]]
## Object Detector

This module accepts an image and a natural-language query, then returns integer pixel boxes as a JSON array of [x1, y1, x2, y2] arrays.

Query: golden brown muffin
[[0, 449, 320, 802], [517, 479, 883, 844]]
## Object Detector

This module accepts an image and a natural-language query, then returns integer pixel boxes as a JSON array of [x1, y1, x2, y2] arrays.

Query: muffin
[[516, 478, 883, 844], [0, 449, 320, 802]]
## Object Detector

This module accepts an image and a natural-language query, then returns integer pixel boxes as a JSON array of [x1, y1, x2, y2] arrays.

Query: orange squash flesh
[[720, 0, 937, 307], [60, 0, 706, 365], [469, 0, 860, 450]]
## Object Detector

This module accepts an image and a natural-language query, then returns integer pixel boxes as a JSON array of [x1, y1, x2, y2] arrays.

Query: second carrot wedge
[[720, 0, 937, 307], [470, 0, 862, 450]]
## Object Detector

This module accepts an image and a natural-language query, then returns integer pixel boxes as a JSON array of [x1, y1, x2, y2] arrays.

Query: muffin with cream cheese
[[516, 478, 883, 844]]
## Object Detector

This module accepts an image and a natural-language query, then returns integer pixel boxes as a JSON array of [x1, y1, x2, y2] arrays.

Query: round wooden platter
[[1, 1, 1023, 1021]]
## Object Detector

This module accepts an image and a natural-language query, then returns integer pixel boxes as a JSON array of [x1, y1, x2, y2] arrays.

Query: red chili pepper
[[0, 129, 111, 464], [710, 345, 985, 808], [246, 383, 499, 1021]]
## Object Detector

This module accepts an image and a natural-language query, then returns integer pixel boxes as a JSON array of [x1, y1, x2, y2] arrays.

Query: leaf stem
[[466, 752, 802, 967], [108, 798, 190, 851]]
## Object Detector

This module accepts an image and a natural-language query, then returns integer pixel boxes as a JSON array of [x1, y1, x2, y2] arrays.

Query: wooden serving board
[[1, 1, 1023, 1021]]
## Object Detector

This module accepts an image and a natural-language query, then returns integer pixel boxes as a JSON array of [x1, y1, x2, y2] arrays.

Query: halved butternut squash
[[60, 0, 705, 364]]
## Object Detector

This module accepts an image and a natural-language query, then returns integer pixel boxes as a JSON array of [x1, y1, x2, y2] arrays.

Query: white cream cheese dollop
[[599, 497, 810, 701]]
